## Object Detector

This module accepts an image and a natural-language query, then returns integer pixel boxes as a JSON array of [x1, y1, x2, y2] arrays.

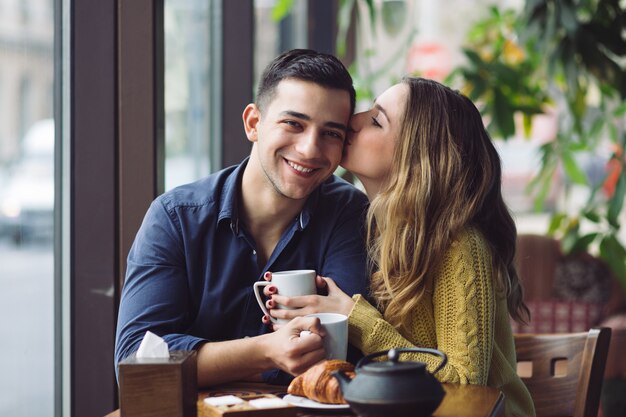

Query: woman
[[264, 77, 535, 417]]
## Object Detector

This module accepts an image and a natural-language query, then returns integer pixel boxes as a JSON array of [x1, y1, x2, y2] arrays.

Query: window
[[254, 0, 308, 91], [0, 0, 55, 415], [18, 77, 33, 141], [164, 0, 214, 191]]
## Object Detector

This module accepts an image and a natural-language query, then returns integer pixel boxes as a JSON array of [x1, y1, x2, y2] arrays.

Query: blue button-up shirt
[[115, 159, 369, 382]]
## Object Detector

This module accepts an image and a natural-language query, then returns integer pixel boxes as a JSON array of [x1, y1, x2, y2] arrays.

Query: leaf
[[528, 150, 556, 210], [363, 0, 376, 33], [271, 0, 295, 22], [588, 117, 605, 140], [584, 183, 602, 207], [609, 123, 618, 143], [570, 233, 598, 254], [583, 210, 601, 223], [568, 141, 588, 152], [559, 2, 578, 34], [614, 101, 626, 117], [561, 227, 580, 254], [524, 0, 545, 21], [522, 113, 532, 138], [561, 151, 588, 185], [336, 0, 356, 57], [608, 172, 626, 227], [472, 78, 487, 100], [599, 235, 626, 287], [490, 62, 519, 85], [463, 48, 486, 67], [493, 89, 516, 138], [548, 212, 567, 235], [571, 87, 588, 132], [533, 172, 552, 212]]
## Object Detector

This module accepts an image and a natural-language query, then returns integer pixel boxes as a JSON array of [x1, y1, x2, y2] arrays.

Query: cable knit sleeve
[[347, 228, 495, 385], [430, 228, 495, 384], [348, 293, 422, 354]]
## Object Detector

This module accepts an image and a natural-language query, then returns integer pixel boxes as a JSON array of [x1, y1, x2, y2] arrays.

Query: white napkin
[[204, 395, 245, 407], [136, 331, 169, 358], [248, 397, 289, 409]]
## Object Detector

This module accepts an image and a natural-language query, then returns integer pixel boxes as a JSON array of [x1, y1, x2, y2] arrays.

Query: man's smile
[[285, 158, 317, 175]]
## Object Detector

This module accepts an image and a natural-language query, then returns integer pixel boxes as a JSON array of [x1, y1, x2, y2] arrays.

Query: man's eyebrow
[[325, 121, 348, 131], [281, 110, 310, 120], [280, 110, 348, 131]]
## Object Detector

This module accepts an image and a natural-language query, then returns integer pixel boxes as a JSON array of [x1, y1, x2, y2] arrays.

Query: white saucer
[[282, 394, 350, 409]]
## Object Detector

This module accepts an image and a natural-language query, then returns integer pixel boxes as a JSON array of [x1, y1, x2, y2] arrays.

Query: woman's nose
[[349, 111, 367, 132]]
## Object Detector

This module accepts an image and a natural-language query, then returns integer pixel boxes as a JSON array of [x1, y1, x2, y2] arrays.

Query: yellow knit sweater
[[348, 227, 536, 417]]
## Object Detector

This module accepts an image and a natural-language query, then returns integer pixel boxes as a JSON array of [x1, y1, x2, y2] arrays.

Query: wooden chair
[[514, 327, 611, 417]]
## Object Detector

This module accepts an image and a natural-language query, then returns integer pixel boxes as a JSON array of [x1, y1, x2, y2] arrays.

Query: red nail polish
[[268, 286, 276, 294], [264, 272, 271, 278]]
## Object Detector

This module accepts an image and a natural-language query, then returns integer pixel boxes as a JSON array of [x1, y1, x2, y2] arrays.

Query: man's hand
[[197, 315, 327, 386], [261, 316, 327, 375]]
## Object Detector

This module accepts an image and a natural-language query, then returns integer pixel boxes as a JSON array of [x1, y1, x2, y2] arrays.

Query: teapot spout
[[331, 370, 352, 394]]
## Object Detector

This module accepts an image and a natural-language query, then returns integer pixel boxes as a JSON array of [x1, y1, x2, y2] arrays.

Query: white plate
[[282, 394, 350, 410]]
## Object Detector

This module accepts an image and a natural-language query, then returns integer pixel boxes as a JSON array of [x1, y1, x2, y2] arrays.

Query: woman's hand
[[261, 273, 355, 328]]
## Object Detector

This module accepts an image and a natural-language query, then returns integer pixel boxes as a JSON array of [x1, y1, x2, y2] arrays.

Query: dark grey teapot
[[333, 347, 447, 417]]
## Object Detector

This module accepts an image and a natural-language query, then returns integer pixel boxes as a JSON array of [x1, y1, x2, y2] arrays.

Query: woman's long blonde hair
[[367, 77, 529, 330]]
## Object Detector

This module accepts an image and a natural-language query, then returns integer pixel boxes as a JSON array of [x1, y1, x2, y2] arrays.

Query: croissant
[[288, 360, 355, 404]]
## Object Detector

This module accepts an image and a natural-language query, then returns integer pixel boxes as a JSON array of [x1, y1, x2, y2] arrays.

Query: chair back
[[514, 327, 611, 417]]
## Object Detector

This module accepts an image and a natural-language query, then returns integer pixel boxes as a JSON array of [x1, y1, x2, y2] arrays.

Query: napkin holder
[[119, 350, 197, 417]]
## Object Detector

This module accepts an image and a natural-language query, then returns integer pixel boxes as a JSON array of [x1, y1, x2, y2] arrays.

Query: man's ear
[[242, 103, 261, 143]]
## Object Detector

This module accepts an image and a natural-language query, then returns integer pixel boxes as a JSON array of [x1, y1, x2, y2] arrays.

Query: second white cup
[[305, 313, 348, 361], [253, 269, 317, 324]]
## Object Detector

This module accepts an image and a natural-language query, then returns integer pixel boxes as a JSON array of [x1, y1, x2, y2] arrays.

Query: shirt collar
[[216, 156, 323, 233], [217, 158, 248, 234], [299, 182, 321, 230]]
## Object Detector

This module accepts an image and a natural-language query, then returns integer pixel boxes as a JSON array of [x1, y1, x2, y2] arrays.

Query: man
[[115, 49, 369, 386]]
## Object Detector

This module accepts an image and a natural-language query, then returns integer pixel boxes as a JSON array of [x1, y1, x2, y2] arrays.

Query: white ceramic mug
[[253, 269, 317, 324], [304, 313, 348, 360]]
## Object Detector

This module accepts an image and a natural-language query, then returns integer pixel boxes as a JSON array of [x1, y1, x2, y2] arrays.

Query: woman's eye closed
[[371, 116, 382, 128]]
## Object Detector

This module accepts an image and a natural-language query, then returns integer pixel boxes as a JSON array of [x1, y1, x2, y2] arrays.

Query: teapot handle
[[356, 347, 448, 375]]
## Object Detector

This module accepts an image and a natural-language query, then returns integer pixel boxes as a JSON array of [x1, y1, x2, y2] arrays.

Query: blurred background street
[[0, 237, 53, 416]]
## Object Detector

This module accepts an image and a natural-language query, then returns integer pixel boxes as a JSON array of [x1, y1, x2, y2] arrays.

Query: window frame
[[66, 0, 254, 415]]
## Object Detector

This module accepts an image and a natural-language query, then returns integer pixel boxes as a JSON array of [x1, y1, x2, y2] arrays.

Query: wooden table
[[105, 381, 504, 417]]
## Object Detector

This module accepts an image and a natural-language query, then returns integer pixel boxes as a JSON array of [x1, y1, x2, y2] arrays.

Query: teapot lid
[[359, 349, 427, 375], [356, 348, 448, 375]]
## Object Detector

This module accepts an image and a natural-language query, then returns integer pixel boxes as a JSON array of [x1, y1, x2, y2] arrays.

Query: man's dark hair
[[256, 49, 356, 115]]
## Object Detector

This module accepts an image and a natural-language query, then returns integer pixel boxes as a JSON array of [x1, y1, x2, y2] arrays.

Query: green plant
[[522, 0, 626, 288], [447, 6, 550, 139], [451, 0, 626, 289]]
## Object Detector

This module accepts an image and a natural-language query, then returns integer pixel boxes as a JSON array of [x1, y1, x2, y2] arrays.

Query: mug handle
[[253, 281, 277, 323]]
